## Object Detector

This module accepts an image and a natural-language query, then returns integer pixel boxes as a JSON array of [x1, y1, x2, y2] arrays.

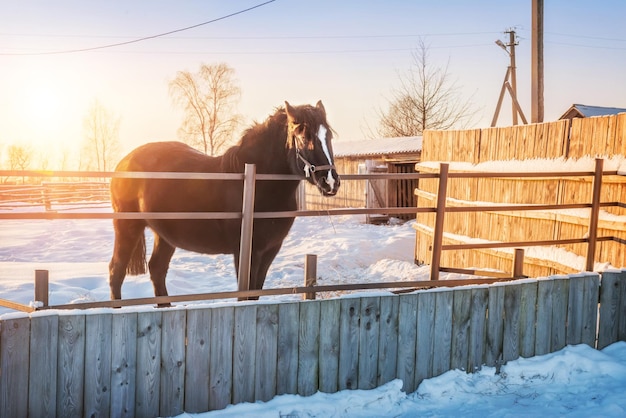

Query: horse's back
[[114, 141, 218, 173]]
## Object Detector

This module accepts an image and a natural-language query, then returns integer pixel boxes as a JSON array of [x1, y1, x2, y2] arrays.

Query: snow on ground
[[1, 210, 626, 417]]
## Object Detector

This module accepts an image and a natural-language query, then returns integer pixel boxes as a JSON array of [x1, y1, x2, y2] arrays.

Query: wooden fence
[[416, 113, 626, 277], [0, 181, 109, 210], [2, 270, 625, 417], [421, 112, 626, 162]]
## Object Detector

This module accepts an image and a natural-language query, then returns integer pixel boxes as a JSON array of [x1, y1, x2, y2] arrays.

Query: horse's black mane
[[220, 107, 288, 173]]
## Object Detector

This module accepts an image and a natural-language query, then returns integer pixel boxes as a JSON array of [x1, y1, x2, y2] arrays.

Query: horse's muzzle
[[317, 170, 340, 196]]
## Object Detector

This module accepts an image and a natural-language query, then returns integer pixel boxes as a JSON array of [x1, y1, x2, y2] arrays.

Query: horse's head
[[285, 100, 341, 196]]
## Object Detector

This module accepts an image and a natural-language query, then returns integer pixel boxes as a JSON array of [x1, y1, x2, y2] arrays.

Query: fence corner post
[[430, 163, 449, 280], [513, 248, 525, 279], [35, 269, 49, 308], [303, 254, 317, 300], [585, 158, 603, 272]]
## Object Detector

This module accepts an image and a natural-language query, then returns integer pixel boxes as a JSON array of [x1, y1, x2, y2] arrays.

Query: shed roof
[[333, 136, 422, 158], [559, 104, 626, 120]]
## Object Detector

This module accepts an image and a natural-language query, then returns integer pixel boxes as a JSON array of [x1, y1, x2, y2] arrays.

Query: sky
[[1, 0, 626, 168]]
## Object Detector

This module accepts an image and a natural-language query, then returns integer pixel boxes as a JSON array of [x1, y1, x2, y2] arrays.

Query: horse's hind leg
[[109, 219, 146, 300], [148, 234, 176, 307]]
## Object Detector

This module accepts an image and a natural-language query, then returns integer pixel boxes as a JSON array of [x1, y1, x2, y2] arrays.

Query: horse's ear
[[316, 100, 326, 118], [285, 101, 296, 122]]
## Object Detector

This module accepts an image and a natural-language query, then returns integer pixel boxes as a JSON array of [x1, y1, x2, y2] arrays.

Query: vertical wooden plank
[[319, 299, 340, 393], [519, 282, 538, 358], [598, 271, 621, 349], [485, 285, 504, 368], [377, 295, 399, 387], [185, 308, 211, 413], [503, 283, 521, 363], [619, 271, 626, 342], [432, 290, 453, 377], [415, 292, 435, 386], [57, 314, 85, 418], [84, 314, 112, 418], [358, 297, 380, 390], [232, 304, 257, 404], [566, 274, 585, 345], [277, 302, 299, 395], [551, 277, 569, 352], [396, 294, 417, 392], [298, 300, 321, 396], [160, 309, 186, 417], [29, 314, 59, 418], [338, 297, 360, 390], [451, 289, 471, 371], [468, 288, 488, 373], [582, 273, 600, 348], [209, 306, 234, 411], [535, 279, 554, 355], [255, 304, 278, 402], [135, 311, 162, 418], [110, 312, 137, 418], [1, 317, 30, 418]]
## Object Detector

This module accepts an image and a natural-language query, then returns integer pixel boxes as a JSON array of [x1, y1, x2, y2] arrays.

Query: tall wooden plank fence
[[2, 270, 626, 417]]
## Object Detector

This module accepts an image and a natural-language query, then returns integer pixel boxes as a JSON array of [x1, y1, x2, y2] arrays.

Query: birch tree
[[169, 63, 241, 156]]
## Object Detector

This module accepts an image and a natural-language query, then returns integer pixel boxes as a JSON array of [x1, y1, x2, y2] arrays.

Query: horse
[[108, 101, 340, 304]]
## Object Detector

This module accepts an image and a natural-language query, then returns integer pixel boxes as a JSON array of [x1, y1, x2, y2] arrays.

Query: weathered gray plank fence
[[2, 271, 626, 417]]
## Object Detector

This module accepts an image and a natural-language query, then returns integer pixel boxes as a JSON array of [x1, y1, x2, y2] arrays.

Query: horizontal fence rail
[[0, 161, 625, 312]]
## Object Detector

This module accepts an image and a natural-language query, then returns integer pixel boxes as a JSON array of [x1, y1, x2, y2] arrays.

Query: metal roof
[[559, 104, 626, 119], [333, 136, 422, 158]]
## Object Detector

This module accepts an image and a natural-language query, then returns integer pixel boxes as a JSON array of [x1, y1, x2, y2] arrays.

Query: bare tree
[[7, 143, 34, 183], [81, 100, 121, 172], [169, 63, 241, 156], [376, 39, 478, 137]]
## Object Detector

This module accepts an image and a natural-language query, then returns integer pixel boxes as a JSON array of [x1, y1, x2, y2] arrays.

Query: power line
[[0, 31, 500, 41], [0, 0, 276, 56], [545, 31, 626, 43]]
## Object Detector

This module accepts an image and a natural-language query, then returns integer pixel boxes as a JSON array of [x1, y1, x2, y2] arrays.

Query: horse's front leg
[[148, 234, 176, 307], [235, 245, 282, 301]]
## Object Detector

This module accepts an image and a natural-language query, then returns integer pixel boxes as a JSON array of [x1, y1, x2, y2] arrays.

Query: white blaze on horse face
[[317, 125, 332, 165], [317, 125, 336, 189]]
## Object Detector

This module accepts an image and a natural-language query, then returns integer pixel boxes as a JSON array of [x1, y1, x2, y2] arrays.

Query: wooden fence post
[[42, 183, 52, 211], [303, 254, 317, 300], [513, 249, 525, 279], [430, 163, 449, 280], [238, 164, 256, 294], [34, 269, 49, 307], [585, 158, 603, 272]]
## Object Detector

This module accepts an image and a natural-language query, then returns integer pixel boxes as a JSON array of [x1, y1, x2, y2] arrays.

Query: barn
[[303, 136, 422, 222]]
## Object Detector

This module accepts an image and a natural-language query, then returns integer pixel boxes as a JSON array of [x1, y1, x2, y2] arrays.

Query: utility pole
[[531, 0, 544, 123], [491, 29, 528, 127]]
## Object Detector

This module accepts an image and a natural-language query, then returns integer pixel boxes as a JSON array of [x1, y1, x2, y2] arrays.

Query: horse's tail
[[127, 233, 147, 275]]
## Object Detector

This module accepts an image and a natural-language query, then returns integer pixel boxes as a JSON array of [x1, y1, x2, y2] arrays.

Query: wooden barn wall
[[416, 113, 626, 275], [2, 272, 626, 417], [304, 157, 365, 210], [304, 154, 420, 212]]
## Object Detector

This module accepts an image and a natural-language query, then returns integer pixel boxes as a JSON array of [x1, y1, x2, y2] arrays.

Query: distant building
[[559, 104, 626, 120]]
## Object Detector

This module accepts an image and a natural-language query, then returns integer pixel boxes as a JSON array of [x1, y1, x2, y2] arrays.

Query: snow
[[174, 343, 626, 417], [418, 154, 626, 172], [1, 208, 626, 417]]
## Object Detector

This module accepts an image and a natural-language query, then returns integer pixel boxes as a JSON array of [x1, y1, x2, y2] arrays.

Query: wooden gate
[[362, 160, 389, 224]]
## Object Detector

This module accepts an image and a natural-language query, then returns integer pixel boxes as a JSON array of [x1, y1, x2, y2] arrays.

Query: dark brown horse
[[108, 101, 340, 303]]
